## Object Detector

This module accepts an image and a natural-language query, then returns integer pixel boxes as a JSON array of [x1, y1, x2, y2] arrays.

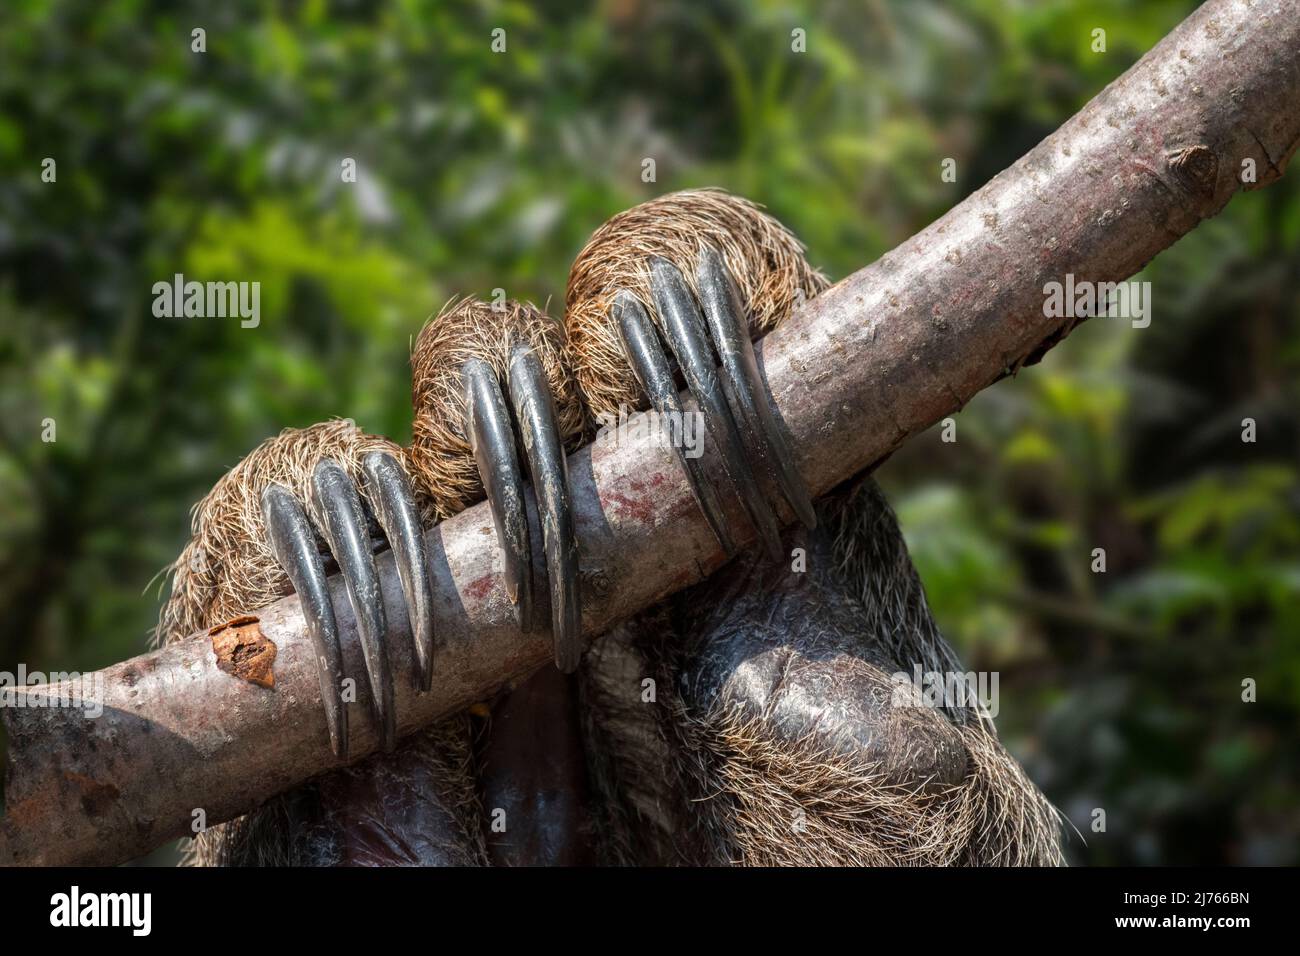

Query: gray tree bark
[[3, 0, 1298, 866]]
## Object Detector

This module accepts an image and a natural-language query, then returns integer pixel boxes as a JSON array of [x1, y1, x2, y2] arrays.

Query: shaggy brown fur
[[678, 710, 1057, 866], [408, 297, 586, 518], [158, 420, 433, 645], [564, 188, 829, 421]]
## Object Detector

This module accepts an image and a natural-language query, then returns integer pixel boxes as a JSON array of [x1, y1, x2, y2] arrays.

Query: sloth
[[157, 189, 1064, 866]]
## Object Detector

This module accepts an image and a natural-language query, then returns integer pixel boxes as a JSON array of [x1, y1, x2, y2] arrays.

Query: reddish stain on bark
[[604, 492, 655, 526], [600, 473, 670, 527], [464, 574, 496, 601]]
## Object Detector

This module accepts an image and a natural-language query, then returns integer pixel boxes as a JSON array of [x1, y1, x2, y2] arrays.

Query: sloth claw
[[462, 345, 582, 673], [611, 253, 814, 562], [509, 343, 582, 673], [362, 451, 437, 693], [261, 483, 350, 760], [610, 250, 814, 560], [464, 358, 533, 633], [311, 460, 398, 754], [648, 256, 784, 562]]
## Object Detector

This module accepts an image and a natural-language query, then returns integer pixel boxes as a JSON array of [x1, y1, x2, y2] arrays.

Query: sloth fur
[[157, 190, 1063, 866]]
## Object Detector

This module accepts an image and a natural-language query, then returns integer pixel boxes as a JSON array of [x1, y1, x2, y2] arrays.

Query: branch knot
[[1166, 145, 1218, 199]]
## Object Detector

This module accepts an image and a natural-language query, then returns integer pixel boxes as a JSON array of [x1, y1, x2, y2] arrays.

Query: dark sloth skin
[[573, 476, 998, 866], [476, 668, 599, 865], [235, 476, 1008, 866], [672, 502, 971, 792]]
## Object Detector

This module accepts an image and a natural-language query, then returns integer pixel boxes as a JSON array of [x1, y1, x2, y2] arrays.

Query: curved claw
[[615, 292, 738, 555], [463, 358, 533, 632], [695, 246, 816, 531], [261, 483, 349, 760], [648, 257, 784, 562], [363, 451, 436, 692], [311, 459, 398, 753], [508, 342, 582, 673]]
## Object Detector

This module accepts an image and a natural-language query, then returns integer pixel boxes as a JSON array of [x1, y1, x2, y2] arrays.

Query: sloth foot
[[464, 249, 817, 679], [260, 452, 435, 760], [616, 248, 816, 561], [462, 344, 582, 673]]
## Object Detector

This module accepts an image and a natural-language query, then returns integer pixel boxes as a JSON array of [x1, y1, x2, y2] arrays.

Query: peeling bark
[[209, 617, 277, 689], [2, 0, 1298, 867]]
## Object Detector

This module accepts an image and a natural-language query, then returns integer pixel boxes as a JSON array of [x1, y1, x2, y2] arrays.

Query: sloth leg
[[462, 344, 582, 672], [256, 444, 590, 865], [293, 715, 486, 866], [158, 422, 485, 865], [580, 478, 1064, 865], [474, 666, 598, 865], [571, 250, 1057, 862]]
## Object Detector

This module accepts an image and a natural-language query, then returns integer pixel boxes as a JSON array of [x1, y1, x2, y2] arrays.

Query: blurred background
[[1, 0, 1296, 866]]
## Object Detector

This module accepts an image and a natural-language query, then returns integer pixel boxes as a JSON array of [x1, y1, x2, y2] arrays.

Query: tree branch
[[3, 0, 1297, 866]]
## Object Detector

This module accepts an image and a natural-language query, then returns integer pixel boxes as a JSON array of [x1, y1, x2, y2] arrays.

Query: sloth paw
[[261, 451, 434, 760], [407, 298, 585, 674], [459, 250, 816, 677], [462, 251, 816, 676], [461, 344, 582, 672], [612, 247, 816, 560]]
